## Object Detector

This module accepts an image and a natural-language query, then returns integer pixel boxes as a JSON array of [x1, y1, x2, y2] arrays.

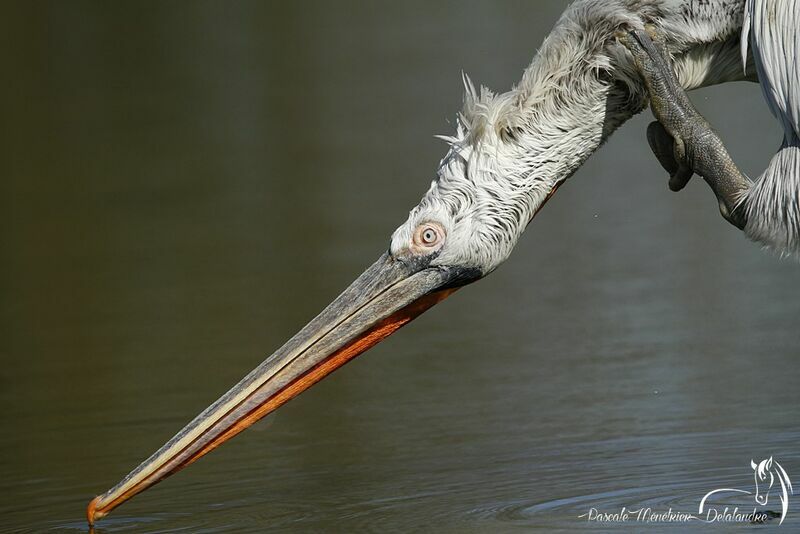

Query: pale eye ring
[[412, 222, 445, 252]]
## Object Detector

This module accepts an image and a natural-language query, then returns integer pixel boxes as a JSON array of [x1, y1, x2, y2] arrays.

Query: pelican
[[87, 0, 798, 525]]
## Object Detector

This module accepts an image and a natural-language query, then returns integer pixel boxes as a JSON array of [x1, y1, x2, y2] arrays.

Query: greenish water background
[[3, 1, 799, 532]]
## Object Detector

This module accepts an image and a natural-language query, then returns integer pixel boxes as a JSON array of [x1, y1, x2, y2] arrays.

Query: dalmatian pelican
[[87, 0, 798, 524]]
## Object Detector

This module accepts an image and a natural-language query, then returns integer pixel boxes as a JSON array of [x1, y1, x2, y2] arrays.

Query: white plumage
[[741, 0, 800, 254], [391, 0, 799, 272]]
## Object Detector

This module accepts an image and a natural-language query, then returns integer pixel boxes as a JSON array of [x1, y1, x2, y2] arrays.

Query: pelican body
[[87, 0, 798, 524]]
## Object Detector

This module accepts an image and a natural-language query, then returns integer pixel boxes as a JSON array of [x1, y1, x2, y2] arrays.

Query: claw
[[616, 28, 661, 73], [615, 29, 632, 47]]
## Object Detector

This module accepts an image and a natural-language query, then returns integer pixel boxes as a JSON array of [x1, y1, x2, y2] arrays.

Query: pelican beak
[[87, 252, 479, 525]]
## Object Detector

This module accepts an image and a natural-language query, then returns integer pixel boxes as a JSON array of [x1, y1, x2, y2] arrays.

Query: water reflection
[[3, 1, 799, 532]]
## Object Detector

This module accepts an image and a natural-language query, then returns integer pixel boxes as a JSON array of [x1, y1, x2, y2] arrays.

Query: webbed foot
[[619, 27, 750, 229]]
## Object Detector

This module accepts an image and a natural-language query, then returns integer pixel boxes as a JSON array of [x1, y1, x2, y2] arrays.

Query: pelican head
[[392, 111, 546, 276]]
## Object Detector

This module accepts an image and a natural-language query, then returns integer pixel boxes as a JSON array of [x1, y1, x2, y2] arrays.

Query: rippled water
[[4, 1, 800, 532]]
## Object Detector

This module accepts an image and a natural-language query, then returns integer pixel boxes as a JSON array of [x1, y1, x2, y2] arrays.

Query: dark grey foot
[[618, 27, 751, 230]]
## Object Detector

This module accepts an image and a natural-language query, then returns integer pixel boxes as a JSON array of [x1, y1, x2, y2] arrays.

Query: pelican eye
[[422, 228, 437, 244], [411, 222, 445, 252]]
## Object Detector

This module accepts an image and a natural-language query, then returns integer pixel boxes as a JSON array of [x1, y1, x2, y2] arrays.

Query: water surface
[[3, 1, 799, 532]]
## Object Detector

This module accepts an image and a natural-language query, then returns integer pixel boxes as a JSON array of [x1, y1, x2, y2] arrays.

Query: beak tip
[[87, 495, 105, 526]]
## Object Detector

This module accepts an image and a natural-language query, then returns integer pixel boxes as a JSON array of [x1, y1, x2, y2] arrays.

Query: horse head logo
[[700, 457, 793, 525], [751, 457, 793, 518]]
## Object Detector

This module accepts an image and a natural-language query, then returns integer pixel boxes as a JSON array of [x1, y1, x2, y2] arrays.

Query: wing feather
[[744, 0, 800, 138], [741, 0, 800, 255]]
